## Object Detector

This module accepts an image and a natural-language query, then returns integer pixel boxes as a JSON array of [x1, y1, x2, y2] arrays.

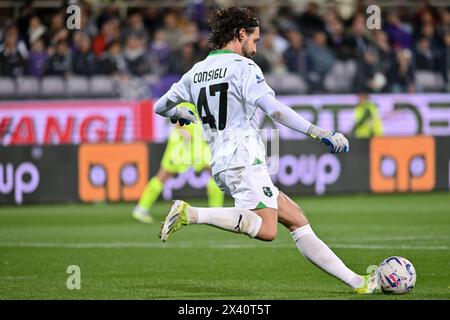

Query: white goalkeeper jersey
[[165, 49, 275, 176]]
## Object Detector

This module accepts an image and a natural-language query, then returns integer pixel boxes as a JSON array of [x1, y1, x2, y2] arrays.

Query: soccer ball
[[377, 256, 416, 294]]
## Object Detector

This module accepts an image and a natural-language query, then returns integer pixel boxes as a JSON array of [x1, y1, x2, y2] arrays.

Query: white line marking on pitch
[[0, 276, 37, 280], [324, 235, 450, 241], [0, 241, 448, 250]]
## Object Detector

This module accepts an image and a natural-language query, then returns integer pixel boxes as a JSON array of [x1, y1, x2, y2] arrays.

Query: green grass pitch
[[1, 192, 449, 300]]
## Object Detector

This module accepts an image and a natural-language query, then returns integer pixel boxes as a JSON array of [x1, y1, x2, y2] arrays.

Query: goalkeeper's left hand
[[169, 106, 197, 126], [317, 131, 350, 153]]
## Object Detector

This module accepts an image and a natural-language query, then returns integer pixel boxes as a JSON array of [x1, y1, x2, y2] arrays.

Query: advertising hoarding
[[0, 100, 153, 145]]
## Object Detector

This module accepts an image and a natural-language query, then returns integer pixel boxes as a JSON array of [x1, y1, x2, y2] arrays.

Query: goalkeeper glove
[[169, 106, 197, 126], [318, 131, 350, 153], [309, 125, 350, 153]]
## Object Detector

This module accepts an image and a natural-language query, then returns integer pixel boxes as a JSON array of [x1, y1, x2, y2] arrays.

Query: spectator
[[414, 0, 440, 29], [185, 0, 208, 30], [44, 40, 71, 76], [160, 10, 183, 50], [0, 24, 29, 58], [373, 30, 396, 76], [143, 7, 164, 32], [28, 37, 47, 77], [49, 11, 68, 46], [78, 2, 98, 38], [325, 16, 352, 60], [437, 8, 450, 37], [441, 31, 450, 89], [71, 31, 84, 52], [122, 11, 147, 43], [385, 12, 413, 50], [148, 29, 171, 74], [252, 52, 271, 74], [419, 21, 439, 45], [283, 30, 308, 76], [72, 32, 96, 76], [28, 16, 49, 48], [167, 39, 198, 75], [181, 21, 199, 45], [268, 28, 289, 55], [296, 2, 325, 38], [96, 41, 126, 75], [271, 6, 298, 35], [92, 17, 120, 57], [414, 36, 439, 71], [16, 1, 34, 40], [354, 49, 385, 93], [0, 25, 28, 77], [322, 7, 339, 29], [352, 91, 383, 138], [386, 49, 415, 93], [194, 31, 210, 61], [123, 32, 151, 76], [345, 13, 371, 58], [257, 29, 287, 75], [306, 30, 335, 92], [95, 4, 120, 32]]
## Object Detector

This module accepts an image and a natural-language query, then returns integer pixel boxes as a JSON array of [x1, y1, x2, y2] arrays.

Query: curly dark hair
[[208, 6, 259, 50]]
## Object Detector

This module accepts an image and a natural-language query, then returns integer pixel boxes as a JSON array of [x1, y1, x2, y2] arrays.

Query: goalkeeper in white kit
[[156, 6, 378, 294]]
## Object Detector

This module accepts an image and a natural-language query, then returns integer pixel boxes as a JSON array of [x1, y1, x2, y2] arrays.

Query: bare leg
[[251, 207, 278, 241], [276, 191, 309, 231]]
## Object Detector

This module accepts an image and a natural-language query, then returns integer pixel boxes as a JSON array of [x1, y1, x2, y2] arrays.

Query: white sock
[[188, 207, 262, 238], [291, 224, 363, 288]]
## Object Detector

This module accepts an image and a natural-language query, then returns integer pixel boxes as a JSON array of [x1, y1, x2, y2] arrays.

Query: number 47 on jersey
[[197, 82, 229, 130]]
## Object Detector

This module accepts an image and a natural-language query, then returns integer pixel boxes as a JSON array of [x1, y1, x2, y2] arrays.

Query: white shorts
[[214, 164, 279, 210]]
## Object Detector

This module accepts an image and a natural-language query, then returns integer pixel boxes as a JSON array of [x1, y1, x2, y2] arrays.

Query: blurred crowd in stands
[[0, 0, 449, 95]]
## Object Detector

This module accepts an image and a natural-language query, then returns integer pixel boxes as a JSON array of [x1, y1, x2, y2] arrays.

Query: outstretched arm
[[255, 94, 349, 153], [255, 94, 314, 135]]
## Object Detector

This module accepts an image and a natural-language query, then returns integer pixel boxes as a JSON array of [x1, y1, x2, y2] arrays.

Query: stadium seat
[[15, 76, 40, 98], [265, 73, 309, 94], [324, 60, 357, 93], [66, 76, 90, 98], [41, 76, 66, 98], [415, 71, 445, 92], [0, 77, 16, 99], [90, 75, 118, 98]]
